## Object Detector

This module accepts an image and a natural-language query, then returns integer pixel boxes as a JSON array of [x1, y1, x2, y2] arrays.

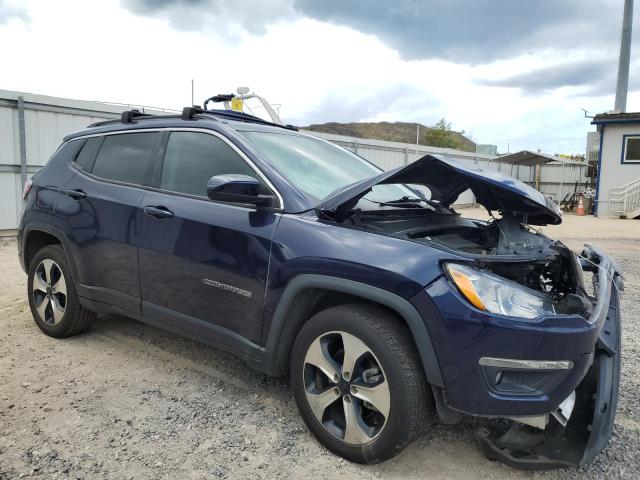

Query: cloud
[[294, 0, 638, 64], [477, 58, 617, 94], [121, 0, 295, 34], [120, 0, 640, 66], [4, 0, 635, 155], [287, 81, 437, 125], [568, 60, 640, 97], [0, 1, 28, 24]]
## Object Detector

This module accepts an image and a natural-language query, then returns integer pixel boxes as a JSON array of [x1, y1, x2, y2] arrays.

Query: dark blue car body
[[18, 111, 622, 468]]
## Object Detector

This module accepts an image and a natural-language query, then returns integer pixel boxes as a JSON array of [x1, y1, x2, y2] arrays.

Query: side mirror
[[206, 174, 275, 207]]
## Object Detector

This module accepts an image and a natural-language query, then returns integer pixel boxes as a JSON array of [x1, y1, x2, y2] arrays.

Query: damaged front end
[[476, 245, 623, 469], [318, 155, 623, 469]]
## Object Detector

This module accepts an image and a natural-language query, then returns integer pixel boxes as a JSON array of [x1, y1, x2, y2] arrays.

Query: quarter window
[[623, 135, 640, 163], [91, 132, 157, 185], [74, 137, 102, 171], [160, 132, 262, 197]]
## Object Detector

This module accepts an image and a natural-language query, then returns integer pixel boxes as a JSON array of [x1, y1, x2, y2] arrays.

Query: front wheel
[[290, 303, 431, 464]]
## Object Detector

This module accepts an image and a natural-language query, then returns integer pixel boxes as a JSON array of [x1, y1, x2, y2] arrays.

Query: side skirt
[[79, 296, 273, 374]]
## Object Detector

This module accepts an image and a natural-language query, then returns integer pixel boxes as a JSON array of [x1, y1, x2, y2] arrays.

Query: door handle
[[144, 205, 174, 219], [66, 189, 86, 200]]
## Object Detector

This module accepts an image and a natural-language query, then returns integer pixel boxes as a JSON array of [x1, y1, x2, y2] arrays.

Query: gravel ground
[[0, 211, 639, 479]]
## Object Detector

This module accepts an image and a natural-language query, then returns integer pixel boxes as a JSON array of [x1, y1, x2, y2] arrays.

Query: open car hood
[[319, 154, 562, 225]]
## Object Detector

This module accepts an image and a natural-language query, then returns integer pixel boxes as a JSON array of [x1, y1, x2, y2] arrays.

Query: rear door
[[56, 131, 159, 314], [138, 130, 280, 344]]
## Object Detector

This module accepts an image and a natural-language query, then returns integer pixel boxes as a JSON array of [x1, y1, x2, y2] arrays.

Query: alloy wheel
[[303, 330, 390, 445], [32, 259, 67, 325]]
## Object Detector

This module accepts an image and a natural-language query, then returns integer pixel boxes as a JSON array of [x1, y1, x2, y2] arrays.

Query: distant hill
[[303, 121, 476, 152]]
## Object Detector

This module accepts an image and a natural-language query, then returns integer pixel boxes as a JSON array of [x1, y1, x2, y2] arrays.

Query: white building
[[592, 113, 640, 218]]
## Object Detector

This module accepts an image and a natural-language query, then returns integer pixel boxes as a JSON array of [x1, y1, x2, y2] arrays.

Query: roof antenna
[[580, 107, 594, 119]]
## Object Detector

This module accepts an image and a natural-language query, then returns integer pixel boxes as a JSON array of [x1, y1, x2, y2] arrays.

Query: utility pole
[[614, 0, 634, 113], [191, 79, 195, 106]]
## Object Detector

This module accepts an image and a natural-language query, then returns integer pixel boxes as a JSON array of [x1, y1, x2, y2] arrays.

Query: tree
[[422, 118, 460, 149]]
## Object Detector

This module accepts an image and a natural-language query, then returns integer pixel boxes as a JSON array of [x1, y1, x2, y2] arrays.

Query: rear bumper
[[417, 245, 622, 468]]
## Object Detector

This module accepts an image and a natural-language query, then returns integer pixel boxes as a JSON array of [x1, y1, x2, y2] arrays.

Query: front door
[[138, 130, 279, 344]]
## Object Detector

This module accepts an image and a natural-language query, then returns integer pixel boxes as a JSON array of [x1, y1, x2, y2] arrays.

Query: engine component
[[494, 214, 554, 256]]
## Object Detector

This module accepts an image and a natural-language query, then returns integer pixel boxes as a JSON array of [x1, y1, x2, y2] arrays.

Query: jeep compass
[[18, 106, 623, 468]]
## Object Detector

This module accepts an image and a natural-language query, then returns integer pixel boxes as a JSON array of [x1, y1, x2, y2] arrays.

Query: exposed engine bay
[[341, 208, 592, 316]]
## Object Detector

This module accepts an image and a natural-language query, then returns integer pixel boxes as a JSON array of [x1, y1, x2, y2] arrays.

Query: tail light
[[22, 179, 33, 199]]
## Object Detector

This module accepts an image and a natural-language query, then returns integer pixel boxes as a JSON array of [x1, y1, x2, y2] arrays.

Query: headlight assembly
[[446, 263, 555, 320]]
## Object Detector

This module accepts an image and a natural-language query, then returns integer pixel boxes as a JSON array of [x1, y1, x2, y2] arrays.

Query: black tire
[[290, 303, 431, 464], [27, 245, 94, 338]]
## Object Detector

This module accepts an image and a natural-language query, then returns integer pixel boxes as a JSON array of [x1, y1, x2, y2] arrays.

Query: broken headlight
[[446, 263, 555, 319]]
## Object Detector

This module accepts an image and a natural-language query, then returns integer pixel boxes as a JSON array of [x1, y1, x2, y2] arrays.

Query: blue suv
[[18, 106, 622, 468]]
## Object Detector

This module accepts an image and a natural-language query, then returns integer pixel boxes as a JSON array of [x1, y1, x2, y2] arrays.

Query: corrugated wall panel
[[0, 173, 18, 230], [25, 110, 107, 166], [0, 105, 19, 165], [0, 90, 179, 233]]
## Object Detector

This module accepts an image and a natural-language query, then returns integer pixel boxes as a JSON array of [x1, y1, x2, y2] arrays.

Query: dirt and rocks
[[1, 211, 639, 479]]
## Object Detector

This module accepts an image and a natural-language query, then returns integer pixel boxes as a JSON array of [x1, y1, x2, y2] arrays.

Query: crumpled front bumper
[[475, 245, 623, 469]]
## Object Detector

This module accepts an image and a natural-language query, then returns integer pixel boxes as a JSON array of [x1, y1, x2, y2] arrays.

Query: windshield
[[242, 131, 413, 203]]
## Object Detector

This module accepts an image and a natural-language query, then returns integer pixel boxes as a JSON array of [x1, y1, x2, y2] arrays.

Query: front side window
[[623, 135, 640, 163], [91, 132, 157, 185], [241, 131, 412, 203], [160, 131, 261, 197]]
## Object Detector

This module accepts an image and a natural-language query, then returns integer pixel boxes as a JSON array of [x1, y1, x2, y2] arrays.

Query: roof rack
[[87, 108, 298, 131], [201, 109, 298, 131], [121, 109, 153, 124], [87, 112, 181, 128], [87, 98, 298, 131], [181, 106, 204, 120]]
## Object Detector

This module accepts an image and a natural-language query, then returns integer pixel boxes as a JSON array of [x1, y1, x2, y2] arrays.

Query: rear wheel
[[290, 303, 430, 463], [27, 245, 94, 337]]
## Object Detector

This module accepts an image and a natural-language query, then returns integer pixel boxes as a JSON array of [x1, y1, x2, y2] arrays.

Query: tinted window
[[51, 140, 85, 165], [242, 131, 412, 202], [75, 137, 102, 171], [625, 137, 640, 162], [160, 132, 260, 197], [91, 132, 157, 185]]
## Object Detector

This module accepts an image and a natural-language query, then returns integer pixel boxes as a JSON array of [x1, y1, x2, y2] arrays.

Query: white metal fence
[[304, 130, 590, 205]]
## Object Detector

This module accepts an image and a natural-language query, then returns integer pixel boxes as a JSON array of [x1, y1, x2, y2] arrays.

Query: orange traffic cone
[[576, 194, 585, 216]]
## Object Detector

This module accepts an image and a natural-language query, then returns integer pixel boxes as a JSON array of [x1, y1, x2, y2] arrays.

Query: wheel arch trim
[[21, 222, 80, 283], [265, 274, 444, 387]]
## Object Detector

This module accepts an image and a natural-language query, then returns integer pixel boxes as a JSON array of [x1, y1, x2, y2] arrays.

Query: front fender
[[262, 273, 444, 387]]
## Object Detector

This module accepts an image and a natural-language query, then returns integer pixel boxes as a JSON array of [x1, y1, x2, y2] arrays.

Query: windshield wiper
[[373, 196, 441, 209]]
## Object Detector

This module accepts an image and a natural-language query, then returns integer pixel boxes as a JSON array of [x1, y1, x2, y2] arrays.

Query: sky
[[0, 0, 638, 154]]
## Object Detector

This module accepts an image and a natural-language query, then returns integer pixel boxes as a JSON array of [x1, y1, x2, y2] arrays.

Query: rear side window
[[74, 137, 102, 171], [160, 131, 261, 197], [49, 140, 85, 166], [91, 132, 157, 185]]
